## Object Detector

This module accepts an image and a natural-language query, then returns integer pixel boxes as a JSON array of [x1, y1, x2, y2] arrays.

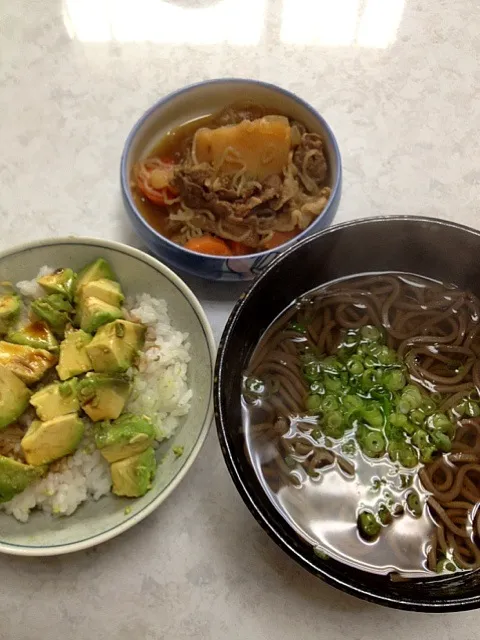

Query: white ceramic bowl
[[0, 238, 216, 556]]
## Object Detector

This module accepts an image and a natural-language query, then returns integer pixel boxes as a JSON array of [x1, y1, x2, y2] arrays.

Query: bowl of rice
[[0, 237, 215, 556]]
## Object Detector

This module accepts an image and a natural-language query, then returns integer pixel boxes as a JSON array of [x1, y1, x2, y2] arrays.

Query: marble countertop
[[1, 0, 479, 637]]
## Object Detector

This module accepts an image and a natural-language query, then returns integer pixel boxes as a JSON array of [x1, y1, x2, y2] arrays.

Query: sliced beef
[[293, 133, 328, 187], [214, 103, 269, 126], [174, 165, 284, 220]]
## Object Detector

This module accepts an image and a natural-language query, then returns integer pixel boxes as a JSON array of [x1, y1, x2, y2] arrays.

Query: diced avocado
[[77, 297, 123, 334], [37, 268, 77, 301], [81, 279, 124, 308], [21, 413, 84, 465], [77, 373, 131, 422], [7, 321, 59, 352], [110, 446, 156, 498], [0, 366, 31, 429], [30, 379, 79, 421], [0, 341, 57, 385], [0, 456, 46, 503], [86, 320, 146, 374], [0, 294, 21, 335], [30, 294, 73, 336], [75, 258, 115, 301], [56, 328, 93, 381], [94, 413, 155, 462]]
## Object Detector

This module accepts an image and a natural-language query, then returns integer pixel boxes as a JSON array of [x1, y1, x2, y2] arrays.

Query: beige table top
[[1, 1, 479, 637]]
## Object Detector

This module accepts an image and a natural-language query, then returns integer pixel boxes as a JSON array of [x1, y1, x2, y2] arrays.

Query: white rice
[[16, 265, 54, 299], [126, 293, 192, 440], [0, 268, 191, 522], [1, 442, 111, 523]]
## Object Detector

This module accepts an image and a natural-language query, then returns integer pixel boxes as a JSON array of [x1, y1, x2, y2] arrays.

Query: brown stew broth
[[132, 114, 213, 238]]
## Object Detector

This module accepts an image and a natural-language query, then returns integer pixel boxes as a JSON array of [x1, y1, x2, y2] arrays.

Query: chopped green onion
[[343, 394, 364, 412], [431, 431, 452, 453], [364, 355, 378, 368], [410, 408, 425, 426], [321, 356, 343, 373], [345, 331, 359, 345], [465, 400, 480, 417], [341, 438, 357, 456], [360, 325, 381, 341], [389, 413, 408, 428], [403, 420, 417, 436], [289, 322, 307, 334], [362, 402, 384, 429], [420, 445, 438, 464], [377, 346, 397, 365], [347, 358, 364, 375], [309, 380, 325, 395], [452, 400, 467, 417], [378, 503, 393, 525], [436, 558, 457, 573], [384, 421, 405, 442], [406, 491, 422, 517], [412, 429, 430, 449], [359, 429, 386, 458], [304, 362, 322, 381], [323, 411, 345, 439], [398, 398, 412, 415], [322, 395, 339, 412], [357, 510, 381, 540], [361, 368, 378, 390], [324, 374, 342, 393], [244, 376, 266, 397], [388, 442, 417, 467], [383, 369, 406, 391], [298, 325, 458, 473], [401, 385, 423, 410], [429, 413, 453, 433], [421, 397, 436, 414], [305, 394, 323, 413], [400, 474, 414, 489], [398, 444, 418, 468]]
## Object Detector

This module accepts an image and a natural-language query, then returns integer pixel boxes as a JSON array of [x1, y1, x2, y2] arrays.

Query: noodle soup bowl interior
[[121, 78, 342, 281], [215, 216, 480, 611], [0, 237, 215, 556]]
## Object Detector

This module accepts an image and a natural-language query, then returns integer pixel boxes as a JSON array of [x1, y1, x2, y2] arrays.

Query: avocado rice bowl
[[0, 260, 192, 522]]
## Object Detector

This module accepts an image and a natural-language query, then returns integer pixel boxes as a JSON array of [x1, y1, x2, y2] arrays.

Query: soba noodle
[[243, 273, 480, 576]]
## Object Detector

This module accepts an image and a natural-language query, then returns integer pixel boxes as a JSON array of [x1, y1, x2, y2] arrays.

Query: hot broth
[[242, 273, 480, 577]]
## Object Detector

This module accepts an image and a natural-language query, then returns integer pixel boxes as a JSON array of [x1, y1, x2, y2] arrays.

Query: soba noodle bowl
[[242, 273, 480, 577]]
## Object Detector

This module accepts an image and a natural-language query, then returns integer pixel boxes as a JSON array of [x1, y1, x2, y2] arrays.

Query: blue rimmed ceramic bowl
[[0, 237, 216, 556], [120, 78, 342, 281]]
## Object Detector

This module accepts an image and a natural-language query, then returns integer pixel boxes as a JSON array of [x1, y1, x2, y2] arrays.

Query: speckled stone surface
[[1, 0, 480, 637]]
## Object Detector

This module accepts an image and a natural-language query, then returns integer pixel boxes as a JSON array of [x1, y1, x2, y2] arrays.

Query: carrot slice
[[263, 229, 299, 250], [184, 235, 233, 256], [229, 241, 252, 256], [135, 158, 178, 206]]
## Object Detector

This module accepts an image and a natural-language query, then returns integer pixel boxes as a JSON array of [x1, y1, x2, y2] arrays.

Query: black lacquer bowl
[[215, 216, 480, 612]]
